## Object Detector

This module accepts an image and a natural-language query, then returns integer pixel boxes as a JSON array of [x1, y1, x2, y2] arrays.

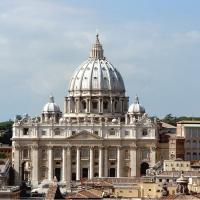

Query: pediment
[[68, 131, 102, 140]]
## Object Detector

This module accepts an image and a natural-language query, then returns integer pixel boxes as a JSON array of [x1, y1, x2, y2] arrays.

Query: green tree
[[0, 120, 13, 145]]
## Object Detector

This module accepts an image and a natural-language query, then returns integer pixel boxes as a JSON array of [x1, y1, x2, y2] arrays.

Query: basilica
[[12, 35, 158, 187]]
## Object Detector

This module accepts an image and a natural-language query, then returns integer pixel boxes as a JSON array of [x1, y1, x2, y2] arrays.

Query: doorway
[[140, 162, 149, 176], [82, 168, 88, 178], [109, 168, 116, 177], [72, 172, 76, 181], [55, 168, 61, 181]]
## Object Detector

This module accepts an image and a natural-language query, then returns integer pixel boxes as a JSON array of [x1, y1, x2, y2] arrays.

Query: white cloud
[[0, 1, 200, 120]]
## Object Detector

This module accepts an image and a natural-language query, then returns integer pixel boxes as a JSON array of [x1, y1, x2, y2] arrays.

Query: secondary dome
[[42, 96, 61, 113], [128, 96, 145, 114], [68, 34, 125, 96]]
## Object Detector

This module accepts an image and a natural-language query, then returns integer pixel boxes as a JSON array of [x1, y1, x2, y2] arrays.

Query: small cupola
[[128, 95, 145, 115], [42, 96, 62, 123]]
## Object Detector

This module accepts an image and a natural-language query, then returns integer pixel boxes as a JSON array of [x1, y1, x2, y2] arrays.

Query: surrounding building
[[0, 186, 20, 200], [12, 35, 158, 188], [177, 121, 200, 161], [157, 122, 176, 161], [0, 159, 13, 186], [0, 143, 12, 160]]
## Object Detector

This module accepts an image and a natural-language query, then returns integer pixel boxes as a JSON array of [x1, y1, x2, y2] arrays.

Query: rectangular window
[[141, 148, 149, 159], [23, 149, 29, 159], [109, 148, 117, 159], [41, 167, 46, 178], [124, 149, 130, 159], [81, 148, 89, 159], [41, 149, 47, 160], [94, 149, 99, 159], [53, 148, 61, 159]]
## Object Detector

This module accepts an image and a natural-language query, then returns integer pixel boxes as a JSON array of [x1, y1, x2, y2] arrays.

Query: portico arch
[[140, 162, 149, 176]]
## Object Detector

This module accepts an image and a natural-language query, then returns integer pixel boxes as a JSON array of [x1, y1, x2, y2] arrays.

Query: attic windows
[[54, 129, 60, 136], [109, 128, 115, 135], [72, 131, 76, 135], [94, 131, 98, 135]]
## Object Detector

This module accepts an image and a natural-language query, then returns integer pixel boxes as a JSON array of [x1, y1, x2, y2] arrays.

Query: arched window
[[92, 101, 98, 109], [82, 101, 86, 110], [103, 101, 108, 110], [109, 128, 115, 135]]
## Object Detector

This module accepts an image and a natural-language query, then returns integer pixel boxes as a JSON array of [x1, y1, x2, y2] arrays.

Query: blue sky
[[0, 0, 200, 121]]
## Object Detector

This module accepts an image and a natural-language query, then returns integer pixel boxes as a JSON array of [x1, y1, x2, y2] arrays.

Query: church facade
[[12, 35, 158, 187]]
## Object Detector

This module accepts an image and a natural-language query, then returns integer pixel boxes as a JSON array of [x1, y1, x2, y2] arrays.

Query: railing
[[0, 186, 20, 192]]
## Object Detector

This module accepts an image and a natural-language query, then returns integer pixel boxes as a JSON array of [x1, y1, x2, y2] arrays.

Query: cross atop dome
[[96, 33, 100, 43], [135, 95, 139, 104], [49, 95, 54, 103], [90, 34, 104, 59]]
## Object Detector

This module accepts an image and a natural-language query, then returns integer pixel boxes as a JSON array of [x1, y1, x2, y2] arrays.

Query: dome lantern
[[90, 34, 104, 60]]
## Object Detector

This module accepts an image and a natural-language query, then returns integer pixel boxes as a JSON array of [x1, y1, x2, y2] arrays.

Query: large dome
[[68, 34, 125, 97]]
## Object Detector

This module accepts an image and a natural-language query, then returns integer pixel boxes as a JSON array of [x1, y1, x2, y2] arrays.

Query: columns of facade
[[76, 147, 80, 181], [66, 146, 71, 182], [31, 144, 39, 186], [75, 98, 78, 113], [111, 98, 113, 113], [130, 145, 137, 177], [88, 98, 91, 113], [13, 144, 20, 185], [67, 97, 70, 113], [104, 147, 108, 177], [48, 146, 53, 181], [99, 147, 103, 178], [112, 98, 115, 113], [117, 146, 121, 178], [150, 146, 156, 167], [62, 147, 67, 182], [89, 147, 94, 179], [64, 97, 67, 113], [77, 97, 81, 113], [86, 98, 89, 113], [119, 98, 123, 113], [98, 98, 101, 113]]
